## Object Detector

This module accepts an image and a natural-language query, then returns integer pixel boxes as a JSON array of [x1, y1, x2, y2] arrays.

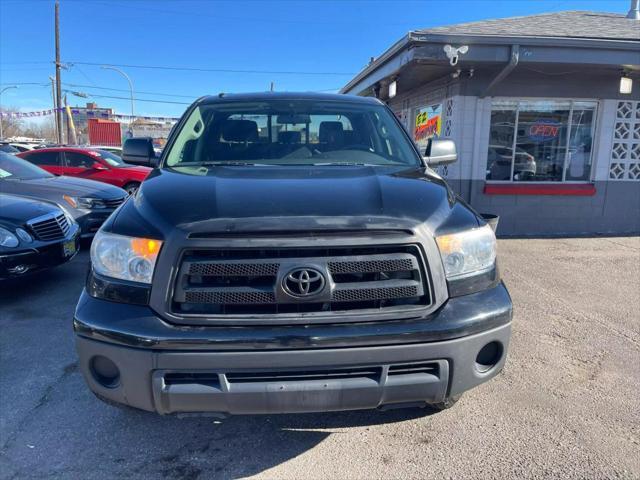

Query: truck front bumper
[[74, 283, 512, 415]]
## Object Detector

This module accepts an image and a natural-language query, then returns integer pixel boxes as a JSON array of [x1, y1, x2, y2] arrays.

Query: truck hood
[[112, 165, 479, 237]]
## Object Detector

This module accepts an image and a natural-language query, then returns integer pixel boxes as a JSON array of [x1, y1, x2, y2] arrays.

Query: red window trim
[[483, 183, 596, 196]]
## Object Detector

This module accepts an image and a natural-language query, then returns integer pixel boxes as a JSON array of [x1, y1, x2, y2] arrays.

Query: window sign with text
[[413, 104, 442, 150]]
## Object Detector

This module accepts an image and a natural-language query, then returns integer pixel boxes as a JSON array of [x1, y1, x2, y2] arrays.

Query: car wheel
[[123, 182, 140, 196], [427, 394, 462, 412]]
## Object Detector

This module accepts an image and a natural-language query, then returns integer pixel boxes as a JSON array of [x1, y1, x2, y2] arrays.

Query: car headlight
[[435, 225, 496, 279], [63, 195, 106, 209], [0, 226, 19, 248], [90, 231, 162, 284]]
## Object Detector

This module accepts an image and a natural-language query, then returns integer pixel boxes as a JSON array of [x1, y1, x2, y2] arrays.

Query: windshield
[[165, 100, 420, 168], [0, 144, 20, 154], [0, 151, 53, 180], [94, 149, 127, 167]]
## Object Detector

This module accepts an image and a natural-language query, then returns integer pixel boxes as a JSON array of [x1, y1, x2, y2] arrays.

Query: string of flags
[[0, 108, 179, 123], [0, 109, 57, 118]]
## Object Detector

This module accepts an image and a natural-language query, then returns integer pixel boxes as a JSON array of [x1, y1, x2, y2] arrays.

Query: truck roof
[[197, 91, 382, 105]]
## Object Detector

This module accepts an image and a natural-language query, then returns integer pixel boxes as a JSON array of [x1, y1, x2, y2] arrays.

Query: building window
[[486, 99, 597, 182]]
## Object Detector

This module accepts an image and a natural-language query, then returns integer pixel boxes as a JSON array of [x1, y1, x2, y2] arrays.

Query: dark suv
[[74, 92, 512, 415]]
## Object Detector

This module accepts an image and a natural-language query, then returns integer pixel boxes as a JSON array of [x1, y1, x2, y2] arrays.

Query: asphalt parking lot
[[1, 237, 639, 479]]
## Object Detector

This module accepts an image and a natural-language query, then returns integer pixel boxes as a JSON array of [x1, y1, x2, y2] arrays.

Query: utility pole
[[54, 0, 64, 144], [49, 76, 59, 142]]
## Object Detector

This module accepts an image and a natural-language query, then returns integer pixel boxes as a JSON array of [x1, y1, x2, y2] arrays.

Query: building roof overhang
[[341, 30, 640, 96]]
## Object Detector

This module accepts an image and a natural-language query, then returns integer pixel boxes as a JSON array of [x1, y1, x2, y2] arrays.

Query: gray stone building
[[341, 9, 640, 236]]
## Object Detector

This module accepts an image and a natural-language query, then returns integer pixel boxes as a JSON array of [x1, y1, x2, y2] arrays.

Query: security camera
[[444, 45, 469, 66]]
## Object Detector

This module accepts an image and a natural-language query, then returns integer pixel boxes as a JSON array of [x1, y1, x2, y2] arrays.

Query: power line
[[1, 60, 355, 76], [0, 66, 55, 71], [73, 64, 99, 88], [0, 61, 51, 65], [0, 81, 343, 104], [77, 92, 191, 106], [62, 82, 196, 99], [0, 82, 49, 87], [66, 61, 356, 76]]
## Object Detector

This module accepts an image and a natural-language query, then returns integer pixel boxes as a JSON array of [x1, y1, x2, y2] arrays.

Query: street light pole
[[0, 85, 19, 140], [101, 65, 135, 133]]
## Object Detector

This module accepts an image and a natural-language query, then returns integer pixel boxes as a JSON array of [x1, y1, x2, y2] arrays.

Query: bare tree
[[0, 107, 24, 139], [23, 118, 57, 142]]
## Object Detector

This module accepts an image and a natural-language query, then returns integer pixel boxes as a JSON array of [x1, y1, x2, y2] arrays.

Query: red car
[[17, 147, 152, 195]]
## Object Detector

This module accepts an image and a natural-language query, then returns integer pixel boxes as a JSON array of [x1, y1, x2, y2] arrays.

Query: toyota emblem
[[282, 268, 326, 297]]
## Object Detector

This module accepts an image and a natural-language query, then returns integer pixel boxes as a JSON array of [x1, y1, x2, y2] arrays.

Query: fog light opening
[[475, 341, 503, 373], [90, 355, 121, 388]]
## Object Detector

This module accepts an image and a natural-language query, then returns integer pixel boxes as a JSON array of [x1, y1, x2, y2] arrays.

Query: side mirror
[[423, 138, 457, 166], [122, 137, 158, 167], [92, 161, 108, 171]]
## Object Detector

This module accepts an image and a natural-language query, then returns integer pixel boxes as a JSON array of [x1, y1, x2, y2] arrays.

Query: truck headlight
[[91, 231, 162, 284], [0, 227, 19, 248], [436, 225, 496, 279]]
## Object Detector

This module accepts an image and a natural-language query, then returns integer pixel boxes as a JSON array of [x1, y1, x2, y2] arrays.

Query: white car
[[9, 143, 42, 152], [86, 145, 123, 156]]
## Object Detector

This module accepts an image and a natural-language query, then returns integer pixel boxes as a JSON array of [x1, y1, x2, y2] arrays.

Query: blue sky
[[0, 0, 629, 118]]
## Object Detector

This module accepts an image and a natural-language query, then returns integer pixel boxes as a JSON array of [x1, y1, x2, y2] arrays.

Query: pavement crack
[[603, 238, 640, 251], [0, 361, 79, 453], [505, 268, 640, 349], [33, 362, 78, 410]]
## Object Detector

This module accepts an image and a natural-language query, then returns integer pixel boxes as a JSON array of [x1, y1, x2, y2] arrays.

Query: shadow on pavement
[[87, 403, 437, 479]]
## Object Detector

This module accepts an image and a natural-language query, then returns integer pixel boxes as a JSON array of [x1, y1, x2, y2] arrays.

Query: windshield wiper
[[312, 162, 386, 167], [210, 161, 271, 166], [178, 161, 271, 167]]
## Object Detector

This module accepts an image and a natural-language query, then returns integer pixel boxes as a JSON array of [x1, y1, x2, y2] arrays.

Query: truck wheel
[[428, 394, 462, 411], [123, 182, 140, 196]]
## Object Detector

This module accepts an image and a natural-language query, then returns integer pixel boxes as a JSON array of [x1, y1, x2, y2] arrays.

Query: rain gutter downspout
[[481, 44, 520, 98], [627, 0, 639, 19]]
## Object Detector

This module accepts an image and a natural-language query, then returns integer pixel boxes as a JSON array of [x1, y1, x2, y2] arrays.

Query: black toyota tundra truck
[[74, 92, 512, 415]]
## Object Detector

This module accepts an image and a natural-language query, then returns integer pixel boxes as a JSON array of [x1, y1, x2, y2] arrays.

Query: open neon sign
[[529, 120, 561, 142]]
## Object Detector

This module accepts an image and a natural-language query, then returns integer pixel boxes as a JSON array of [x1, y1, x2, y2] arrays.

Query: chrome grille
[[172, 245, 430, 316], [103, 197, 126, 209], [28, 212, 70, 241]]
